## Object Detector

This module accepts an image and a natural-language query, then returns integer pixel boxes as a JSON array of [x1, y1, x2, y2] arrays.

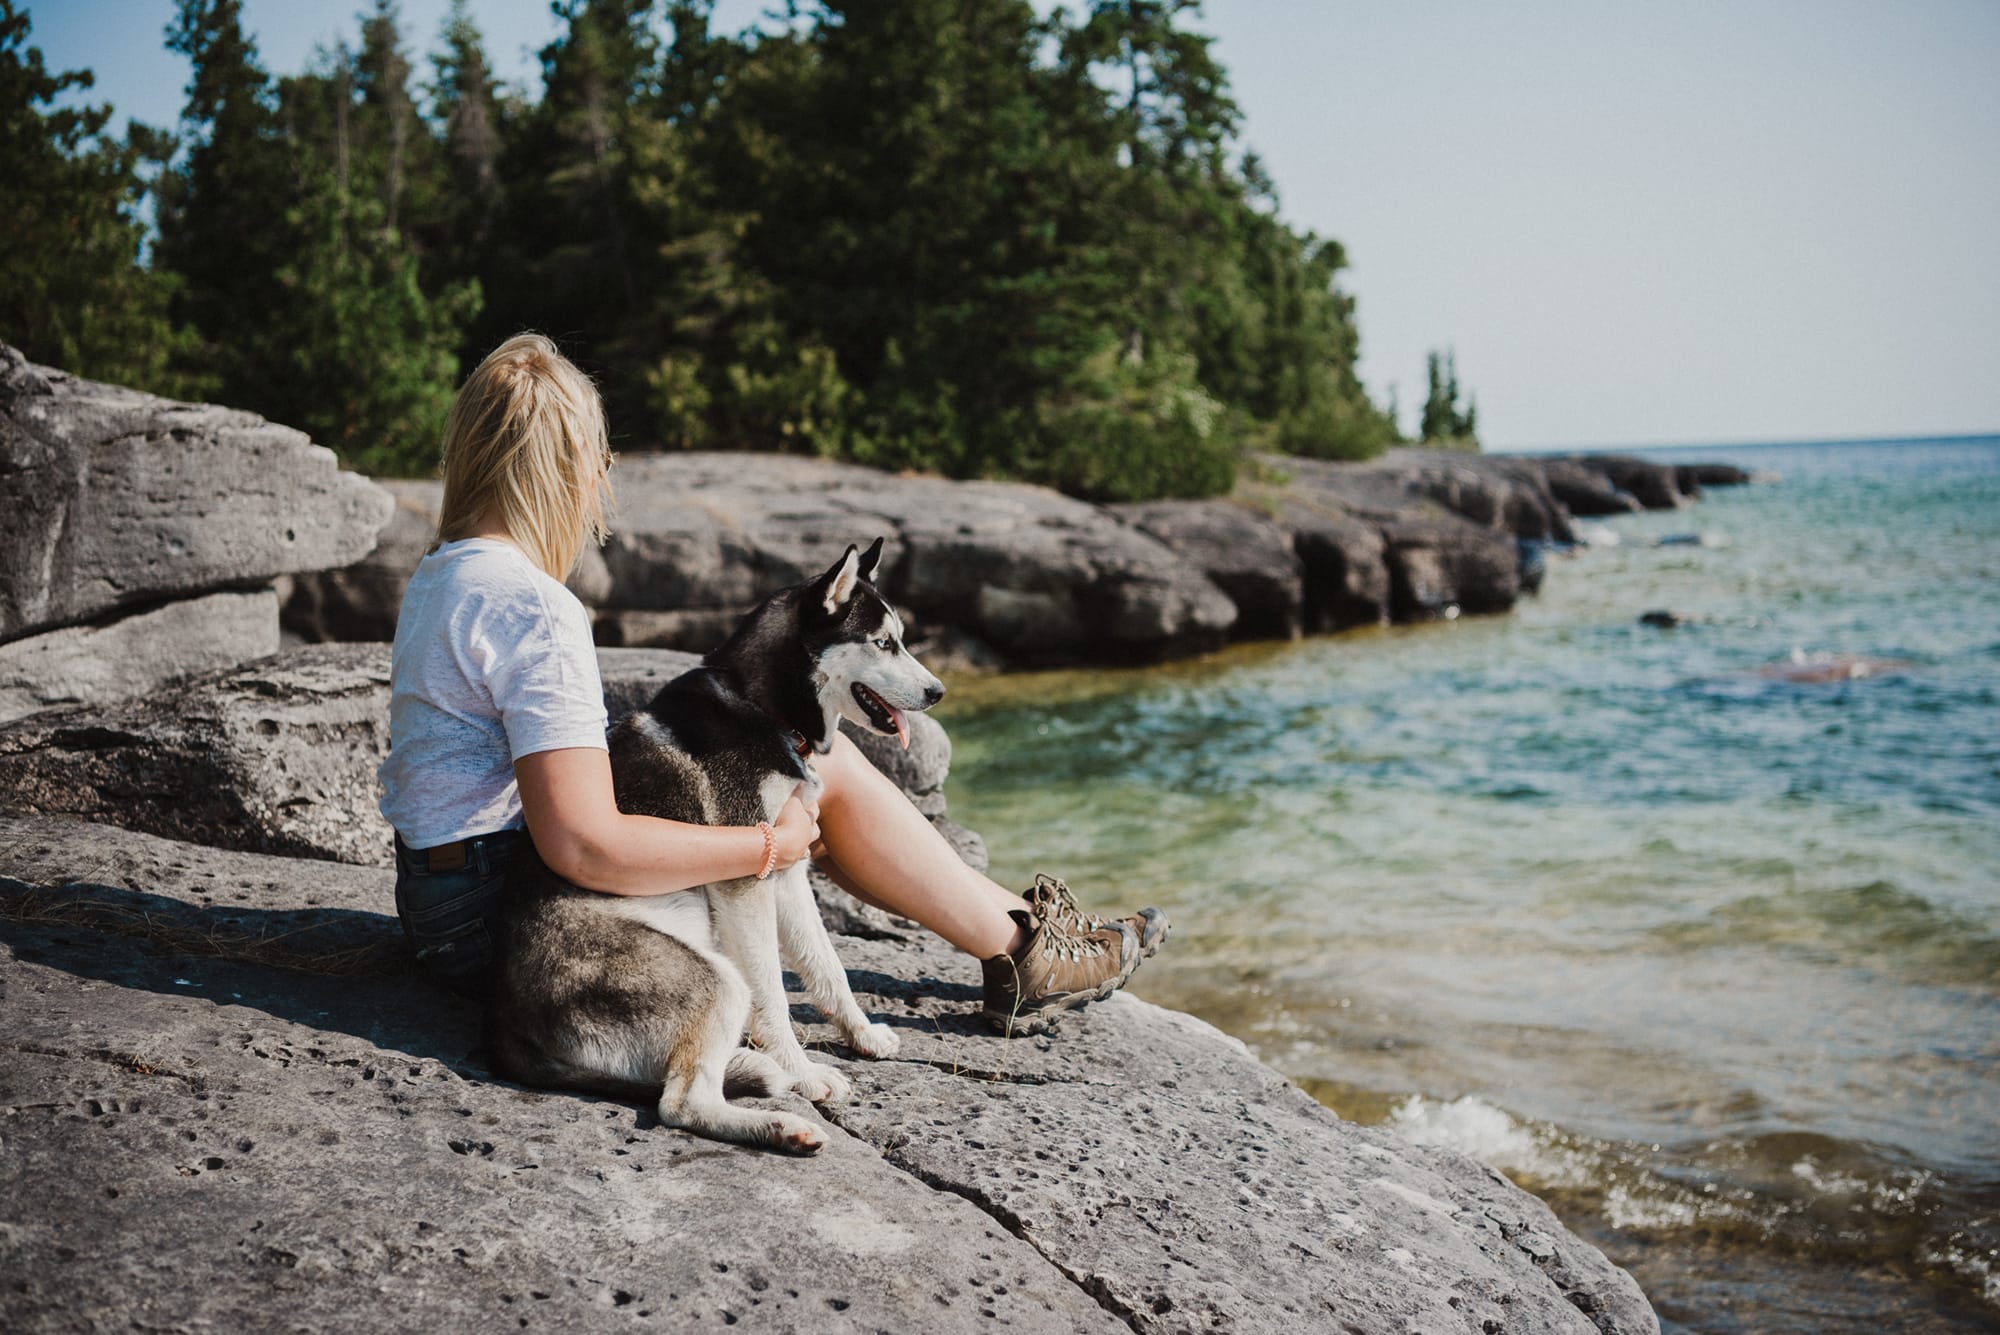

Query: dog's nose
[[924, 683, 946, 706]]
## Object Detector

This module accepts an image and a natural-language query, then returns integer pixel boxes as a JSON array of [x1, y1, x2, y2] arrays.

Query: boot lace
[[1026, 875, 1110, 959]]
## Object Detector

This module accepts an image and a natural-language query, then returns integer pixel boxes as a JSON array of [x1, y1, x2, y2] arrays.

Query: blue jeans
[[392, 829, 524, 997]]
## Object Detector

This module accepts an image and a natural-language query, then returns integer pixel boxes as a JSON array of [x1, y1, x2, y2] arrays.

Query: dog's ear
[[857, 537, 885, 585], [815, 544, 862, 616]]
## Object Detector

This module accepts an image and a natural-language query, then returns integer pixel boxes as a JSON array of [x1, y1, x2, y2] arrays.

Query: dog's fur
[[486, 539, 944, 1155]]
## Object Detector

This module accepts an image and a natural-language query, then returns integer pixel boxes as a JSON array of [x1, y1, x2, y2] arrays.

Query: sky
[[25, 0, 2000, 450]]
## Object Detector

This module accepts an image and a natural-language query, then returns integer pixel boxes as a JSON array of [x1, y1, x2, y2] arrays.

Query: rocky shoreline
[[282, 446, 1745, 673], [2, 345, 1673, 1331]]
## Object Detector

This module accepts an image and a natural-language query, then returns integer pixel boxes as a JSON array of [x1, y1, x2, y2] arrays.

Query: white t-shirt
[[377, 537, 608, 849]]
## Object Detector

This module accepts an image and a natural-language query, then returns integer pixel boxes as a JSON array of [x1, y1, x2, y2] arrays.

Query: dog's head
[[804, 538, 944, 751]]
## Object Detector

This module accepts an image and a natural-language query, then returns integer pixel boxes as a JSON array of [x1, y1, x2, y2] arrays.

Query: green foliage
[[151, 0, 476, 475], [0, 0, 198, 393], [10, 0, 1418, 497], [1420, 348, 1479, 450]]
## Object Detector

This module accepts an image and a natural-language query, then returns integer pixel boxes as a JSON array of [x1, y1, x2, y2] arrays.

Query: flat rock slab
[[0, 587, 281, 725], [1, 821, 1656, 1335], [0, 345, 392, 643], [0, 939, 1118, 1334]]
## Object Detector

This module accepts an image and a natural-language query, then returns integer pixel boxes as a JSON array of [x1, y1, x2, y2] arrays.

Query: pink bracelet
[[755, 820, 779, 880]]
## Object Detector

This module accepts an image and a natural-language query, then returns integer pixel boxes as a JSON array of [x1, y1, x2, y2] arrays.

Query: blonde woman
[[378, 334, 1167, 1034]]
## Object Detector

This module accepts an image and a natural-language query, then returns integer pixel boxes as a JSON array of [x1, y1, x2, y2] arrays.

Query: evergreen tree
[[156, 0, 476, 472], [8, 0, 1406, 498], [1419, 348, 1478, 449], [0, 0, 196, 391]]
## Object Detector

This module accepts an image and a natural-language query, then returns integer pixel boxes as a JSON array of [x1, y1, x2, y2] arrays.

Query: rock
[[1672, 462, 1754, 495], [0, 645, 960, 870], [0, 344, 392, 644], [0, 818, 1657, 1334], [1373, 449, 1576, 545], [0, 644, 395, 864], [278, 479, 610, 643], [591, 607, 745, 654], [276, 480, 436, 643], [0, 588, 279, 725], [1113, 500, 1305, 641], [600, 454, 1239, 666], [1542, 457, 1645, 517], [1380, 516, 1522, 620], [1638, 610, 1694, 628], [0, 814, 401, 974], [1570, 455, 1687, 510], [1284, 509, 1392, 631]]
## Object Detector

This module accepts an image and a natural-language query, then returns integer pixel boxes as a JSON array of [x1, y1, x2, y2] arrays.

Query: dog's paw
[[844, 1021, 900, 1060], [764, 1113, 825, 1156], [788, 1062, 853, 1104]]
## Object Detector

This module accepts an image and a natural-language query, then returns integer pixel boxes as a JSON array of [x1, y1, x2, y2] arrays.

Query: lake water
[[938, 438, 2000, 1333]]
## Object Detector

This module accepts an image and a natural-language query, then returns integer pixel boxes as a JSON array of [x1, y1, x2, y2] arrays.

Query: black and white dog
[[487, 539, 944, 1154]]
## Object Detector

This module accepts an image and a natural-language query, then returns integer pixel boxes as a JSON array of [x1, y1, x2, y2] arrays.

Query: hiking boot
[[981, 880, 1141, 1036], [1023, 873, 1171, 958]]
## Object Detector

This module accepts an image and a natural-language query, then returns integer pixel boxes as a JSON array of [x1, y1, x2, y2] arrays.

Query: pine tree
[[0, 0, 196, 392], [1419, 348, 1478, 449], [156, 0, 476, 471]]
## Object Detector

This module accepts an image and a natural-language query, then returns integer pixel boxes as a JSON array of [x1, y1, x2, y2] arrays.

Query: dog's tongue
[[890, 703, 910, 750]]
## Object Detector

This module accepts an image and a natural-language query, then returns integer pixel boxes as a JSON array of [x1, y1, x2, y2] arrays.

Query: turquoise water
[[939, 438, 2000, 1333]]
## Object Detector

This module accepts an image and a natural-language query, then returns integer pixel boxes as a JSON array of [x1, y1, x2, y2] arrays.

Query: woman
[[377, 333, 1167, 1034]]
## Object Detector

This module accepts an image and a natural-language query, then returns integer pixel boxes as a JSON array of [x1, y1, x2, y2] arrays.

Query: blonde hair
[[434, 333, 614, 581]]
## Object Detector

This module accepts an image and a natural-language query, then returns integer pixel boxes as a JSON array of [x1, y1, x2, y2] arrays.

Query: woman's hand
[[771, 785, 820, 871]]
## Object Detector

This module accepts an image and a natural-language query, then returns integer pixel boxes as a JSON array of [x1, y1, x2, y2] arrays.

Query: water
[[937, 438, 2000, 1333]]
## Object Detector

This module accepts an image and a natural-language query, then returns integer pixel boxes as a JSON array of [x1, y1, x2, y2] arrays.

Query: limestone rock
[[1281, 508, 1392, 631], [1543, 457, 1646, 517], [1380, 516, 1522, 619], [0, 587, 279, 725], [1674, 462, 1752, 494], [1113, 499, 1305, 640], [592, 606, 745, 654], [0, 643, 396, 864], [1368, 449, 1576, 545], [1570, 455, 1687, 510], [0, 645, 959, 870], [0, 344, 392, 643], [0, 818, 1657, 1335], [599, 454, 1238, 666], [278, 478, 611, 643]]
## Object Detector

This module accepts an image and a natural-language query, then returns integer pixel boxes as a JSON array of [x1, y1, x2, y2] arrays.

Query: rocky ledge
[[2, 343, 1746, 691], [285, 450, 1749, 671], [0, 646, 1660, 1334]]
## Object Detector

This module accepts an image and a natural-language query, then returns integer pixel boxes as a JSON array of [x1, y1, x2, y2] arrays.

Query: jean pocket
[[399, 876, 497, 928]]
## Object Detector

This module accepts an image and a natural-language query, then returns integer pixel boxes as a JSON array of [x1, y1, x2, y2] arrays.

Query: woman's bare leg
[[811, 734, 1028, 959]]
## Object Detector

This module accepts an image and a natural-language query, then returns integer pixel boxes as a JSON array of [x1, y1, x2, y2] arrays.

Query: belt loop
[[473, 837, 490, 877]]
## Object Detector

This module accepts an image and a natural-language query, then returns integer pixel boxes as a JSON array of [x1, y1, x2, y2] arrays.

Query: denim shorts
[[392, 829, 524, 997]]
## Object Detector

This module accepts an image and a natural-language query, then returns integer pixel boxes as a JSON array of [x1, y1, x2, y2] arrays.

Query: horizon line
[[1486, 429, 2000, 456]]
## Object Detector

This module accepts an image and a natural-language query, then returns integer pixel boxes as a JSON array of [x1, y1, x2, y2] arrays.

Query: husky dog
[[487, 539, 944, 1155]]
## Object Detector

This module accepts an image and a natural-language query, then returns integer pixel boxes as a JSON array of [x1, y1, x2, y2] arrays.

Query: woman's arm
[[514, 747, 818, 896]]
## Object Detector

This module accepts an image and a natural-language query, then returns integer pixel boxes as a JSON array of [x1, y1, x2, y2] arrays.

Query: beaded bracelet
[[755, 820, 779, 880]]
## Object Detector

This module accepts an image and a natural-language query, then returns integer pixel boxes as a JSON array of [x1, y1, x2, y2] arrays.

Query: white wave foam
[[1386, 1094, 1591, 1189]]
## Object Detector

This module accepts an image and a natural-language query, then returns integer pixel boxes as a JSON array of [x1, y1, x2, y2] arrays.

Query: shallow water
[[938, 438, 2000, 1333]]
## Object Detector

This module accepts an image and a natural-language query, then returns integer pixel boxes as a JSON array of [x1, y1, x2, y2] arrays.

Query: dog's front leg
[[775, 868, 899, 1059], [708, 879, 853, 1103]]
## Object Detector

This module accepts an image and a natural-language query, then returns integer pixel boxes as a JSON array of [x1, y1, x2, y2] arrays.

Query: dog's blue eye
[[875, 638, 893, 651]]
